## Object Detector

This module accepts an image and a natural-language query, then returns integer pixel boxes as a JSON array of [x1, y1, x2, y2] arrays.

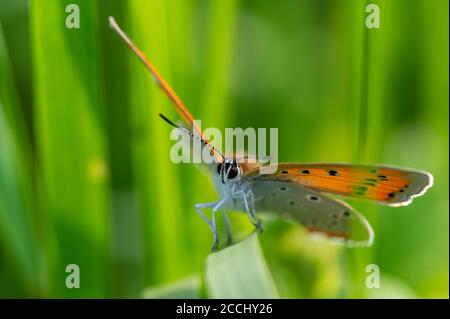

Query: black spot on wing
[[307, 195, 320, 202], [328, 169, 339, 176]]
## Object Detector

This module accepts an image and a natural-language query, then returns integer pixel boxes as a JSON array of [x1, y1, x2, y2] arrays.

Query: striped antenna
[[158, 114, 225, 161]]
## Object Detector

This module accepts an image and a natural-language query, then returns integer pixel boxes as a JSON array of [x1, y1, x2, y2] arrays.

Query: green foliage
[[206, 234, 280, 299], [29, 0, 110, 297], [0, 22, 41, 296], [0, 0, 448, 298], [142, 275, 201, 299]]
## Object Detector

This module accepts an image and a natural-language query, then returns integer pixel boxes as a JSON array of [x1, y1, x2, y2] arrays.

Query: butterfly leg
[[210, 198, 227, 251], [241, 191, 263, 232], [195, 202, 217, 250], [221, 210, 233, 245], [248, 191, 263, 232], [195, 198, 226, 252]]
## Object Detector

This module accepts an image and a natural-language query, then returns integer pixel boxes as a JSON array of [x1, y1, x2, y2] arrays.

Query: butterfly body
[[110, 17, 433, 251]]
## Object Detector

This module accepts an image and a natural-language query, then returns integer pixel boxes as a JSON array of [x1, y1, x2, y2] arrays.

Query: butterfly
[[109, 17, 433, 251]]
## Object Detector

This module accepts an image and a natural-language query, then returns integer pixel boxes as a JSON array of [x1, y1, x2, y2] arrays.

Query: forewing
[[246, 163, 433, 206], [250, 180, 374, 246]]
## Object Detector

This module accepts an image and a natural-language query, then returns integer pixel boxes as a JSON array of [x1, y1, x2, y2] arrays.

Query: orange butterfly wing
[[244, 163, 433, 206]]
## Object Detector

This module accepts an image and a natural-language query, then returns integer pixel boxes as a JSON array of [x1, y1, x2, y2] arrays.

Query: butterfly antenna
[[109, 17, 194, 126], [159, 114, 225, 161], [109, 16, 224, 163]]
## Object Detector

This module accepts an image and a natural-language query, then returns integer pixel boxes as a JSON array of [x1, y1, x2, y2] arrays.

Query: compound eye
[[216, 163, 222, 175], [228, 166, 238, 179]]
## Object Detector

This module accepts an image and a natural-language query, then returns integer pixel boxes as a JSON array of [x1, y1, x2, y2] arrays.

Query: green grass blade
[[30, 0, 110, 297], [142, 275, 201, 299], [200, 0, 239, 127], [126, 0, 185, 285], [98, 1, 144, 298], [0, 20, 42, 296], [205, 234, 280, 298]]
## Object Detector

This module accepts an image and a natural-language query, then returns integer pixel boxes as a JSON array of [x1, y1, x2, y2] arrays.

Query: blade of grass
[[344, 0, 373, 298], [200, 0, 239, 128], [98, 0, 144, 298], [205, 234, 279, 298], [416, 0, 448, 297], [352, 0, 390, 298], [30, 0, 110, 297], [127, 0, 185, 285], [142, 274, 201, 299], [0, 20, 43, 296], [165, 0, 211, 278], [373, 0, 448, 297]]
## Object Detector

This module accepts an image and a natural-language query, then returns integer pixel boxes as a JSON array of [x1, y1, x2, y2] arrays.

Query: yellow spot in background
[[87, 157, 109, 183]]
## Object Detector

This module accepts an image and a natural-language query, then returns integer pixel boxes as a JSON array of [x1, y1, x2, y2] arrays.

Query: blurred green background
[[0, 0, 448, 298]]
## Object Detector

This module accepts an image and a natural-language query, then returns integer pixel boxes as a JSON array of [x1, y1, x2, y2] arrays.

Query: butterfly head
[[217, 158, 241, 184]]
